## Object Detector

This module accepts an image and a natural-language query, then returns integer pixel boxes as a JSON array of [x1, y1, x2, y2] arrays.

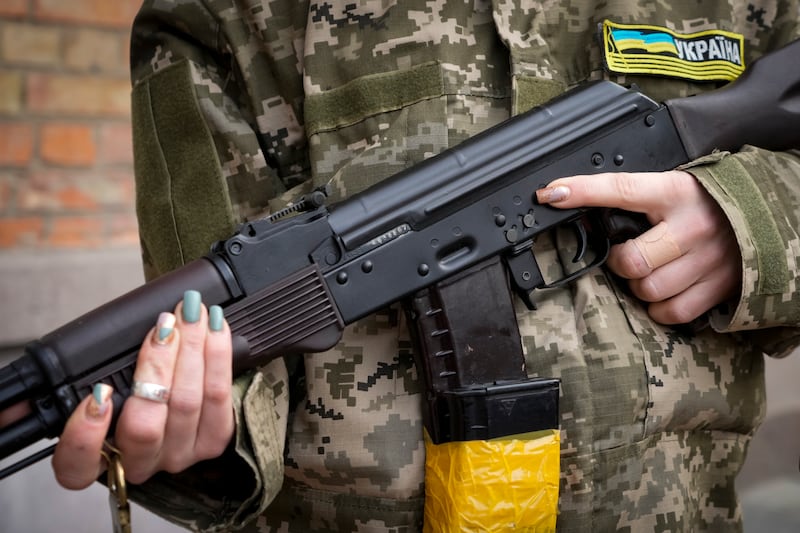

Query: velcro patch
[[601, 20, 745, 82]]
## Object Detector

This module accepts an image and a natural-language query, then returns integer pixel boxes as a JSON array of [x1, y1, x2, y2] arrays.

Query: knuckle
[[700, 215, 725, 241], [663, 171, 695, 203], [623, 253, 649, 278], [613, 241, 650, 278], [168, 389, 202, 416], [126, 426, 163, 449], [160, 452, 191, 474], [54, 470, 92, 490], [636, 277, 664, 302], [660, 303, 696, 325], [121, 414, 163, 447], [196, 420, 233, 460], [667, 169, 696, 192], [195, 438, 228, 461], [123, 466, 153, 485], [613, 173, 640, 204], [180, 330, 206, 354], [204, 382, 231, 407], [685, 212, 717, 243], [136, 352, 173, 382]]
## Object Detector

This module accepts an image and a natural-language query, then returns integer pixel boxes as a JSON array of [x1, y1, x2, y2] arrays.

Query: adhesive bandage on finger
[[631, 222, 682, 270]]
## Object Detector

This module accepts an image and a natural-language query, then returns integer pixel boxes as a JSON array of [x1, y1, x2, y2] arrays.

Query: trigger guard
[[571, 220, 589, 263]]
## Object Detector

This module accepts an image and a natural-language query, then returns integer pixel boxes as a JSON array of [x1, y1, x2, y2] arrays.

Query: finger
[[194, 305, 234, 460], [627, 254, 703, 303], [631, 244, 740, 303], [645, 271, 738, 325], [536, 171, 690, 217], [608, 222, 683, 279], [52, 384, 113, 489], [116, 311, 179, 483], [161, 290, 208, 472]]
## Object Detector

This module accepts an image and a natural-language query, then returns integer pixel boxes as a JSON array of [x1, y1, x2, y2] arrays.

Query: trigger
[[571, 220, 588, 263]]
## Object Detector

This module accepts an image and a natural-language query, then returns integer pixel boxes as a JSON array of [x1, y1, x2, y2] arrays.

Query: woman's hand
[[536, 170, 742, 324], [51, 290, 234, 488]]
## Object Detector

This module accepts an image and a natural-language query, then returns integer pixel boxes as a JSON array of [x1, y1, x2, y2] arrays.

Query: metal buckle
[[101, 441, 131, 533]]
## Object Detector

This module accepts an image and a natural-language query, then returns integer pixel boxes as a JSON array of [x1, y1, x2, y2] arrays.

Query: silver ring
[[132, 381, 170, 403]]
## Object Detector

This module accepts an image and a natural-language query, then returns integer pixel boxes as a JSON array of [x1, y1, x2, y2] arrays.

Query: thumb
[[52, 383, 114, 490]]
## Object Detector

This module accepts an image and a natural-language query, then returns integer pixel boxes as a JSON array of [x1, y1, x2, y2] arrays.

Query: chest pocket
[[303, 62, 453, 204]]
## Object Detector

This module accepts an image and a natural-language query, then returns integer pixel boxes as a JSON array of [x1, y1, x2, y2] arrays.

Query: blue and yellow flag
[[601, 20, 745, 82]]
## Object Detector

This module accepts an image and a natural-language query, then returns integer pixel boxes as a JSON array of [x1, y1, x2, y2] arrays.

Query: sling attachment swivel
[[101, 441, 131, 533]]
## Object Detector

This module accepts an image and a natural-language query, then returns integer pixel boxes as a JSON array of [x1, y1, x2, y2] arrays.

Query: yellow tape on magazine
[[423, 428, 560, 533]]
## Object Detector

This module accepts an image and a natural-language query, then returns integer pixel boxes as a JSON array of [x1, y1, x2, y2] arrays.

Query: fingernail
[[209, 305, 224, 332], [154, 312, 176, 345], [87, 383, 112, 419], [182, 290, 201, 323], [536, 185, 570, 203]]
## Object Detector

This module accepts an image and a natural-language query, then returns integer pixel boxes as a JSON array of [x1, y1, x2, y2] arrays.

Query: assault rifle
[[1, 39, 798, 478]]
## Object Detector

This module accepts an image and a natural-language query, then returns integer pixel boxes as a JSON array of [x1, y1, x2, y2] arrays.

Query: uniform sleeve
[[686, 146, 800, 357], [125, 366, 290, 532], [130, 0, 308, 280], [126, 0, 308, 529], [683, 13, 800, 357]]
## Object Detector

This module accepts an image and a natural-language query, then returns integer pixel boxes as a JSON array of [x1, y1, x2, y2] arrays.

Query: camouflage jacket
[[128, 0, 800, 531]]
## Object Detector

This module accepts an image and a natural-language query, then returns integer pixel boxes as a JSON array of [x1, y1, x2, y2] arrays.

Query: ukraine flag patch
[[601, 20, 745, 82]]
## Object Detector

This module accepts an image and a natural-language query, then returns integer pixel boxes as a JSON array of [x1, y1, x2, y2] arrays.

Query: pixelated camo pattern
[[129, 0, 800, 531]]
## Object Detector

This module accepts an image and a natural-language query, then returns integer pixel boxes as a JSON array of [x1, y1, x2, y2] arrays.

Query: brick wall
[[0, 0, 143, 249]]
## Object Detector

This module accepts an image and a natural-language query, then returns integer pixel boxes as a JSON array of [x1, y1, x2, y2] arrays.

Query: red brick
[[108, 212, 140, 246], [96, 168, 136, 208], [0, 217, 44, 247], [59, 185, 101, 210], [63, 28, 127, 75], [0, 173, 15, 210], [0, 0, 28, 18], [35, 0, 142, 29], [121, 30, 131, 70], [0, 122, 34, 166], [18, 169, 134, 212], [46, 215, 104, 247], [0, 72, 23, 115], [40, 122, 97, 166], [99, 122, 133, 164], [104, 169, 136, 205], [2, 22, 61, 66], [17, 177, 92, 212], [27, 73, 131, 117]]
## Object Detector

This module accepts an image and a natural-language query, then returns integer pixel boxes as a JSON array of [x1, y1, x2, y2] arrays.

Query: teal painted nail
[[156, 312, 176, 344], [89, 383, 112, 418], [93, 383, 105, 405], [183, 290, 201, 323], [209, 305, 224, 332]]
